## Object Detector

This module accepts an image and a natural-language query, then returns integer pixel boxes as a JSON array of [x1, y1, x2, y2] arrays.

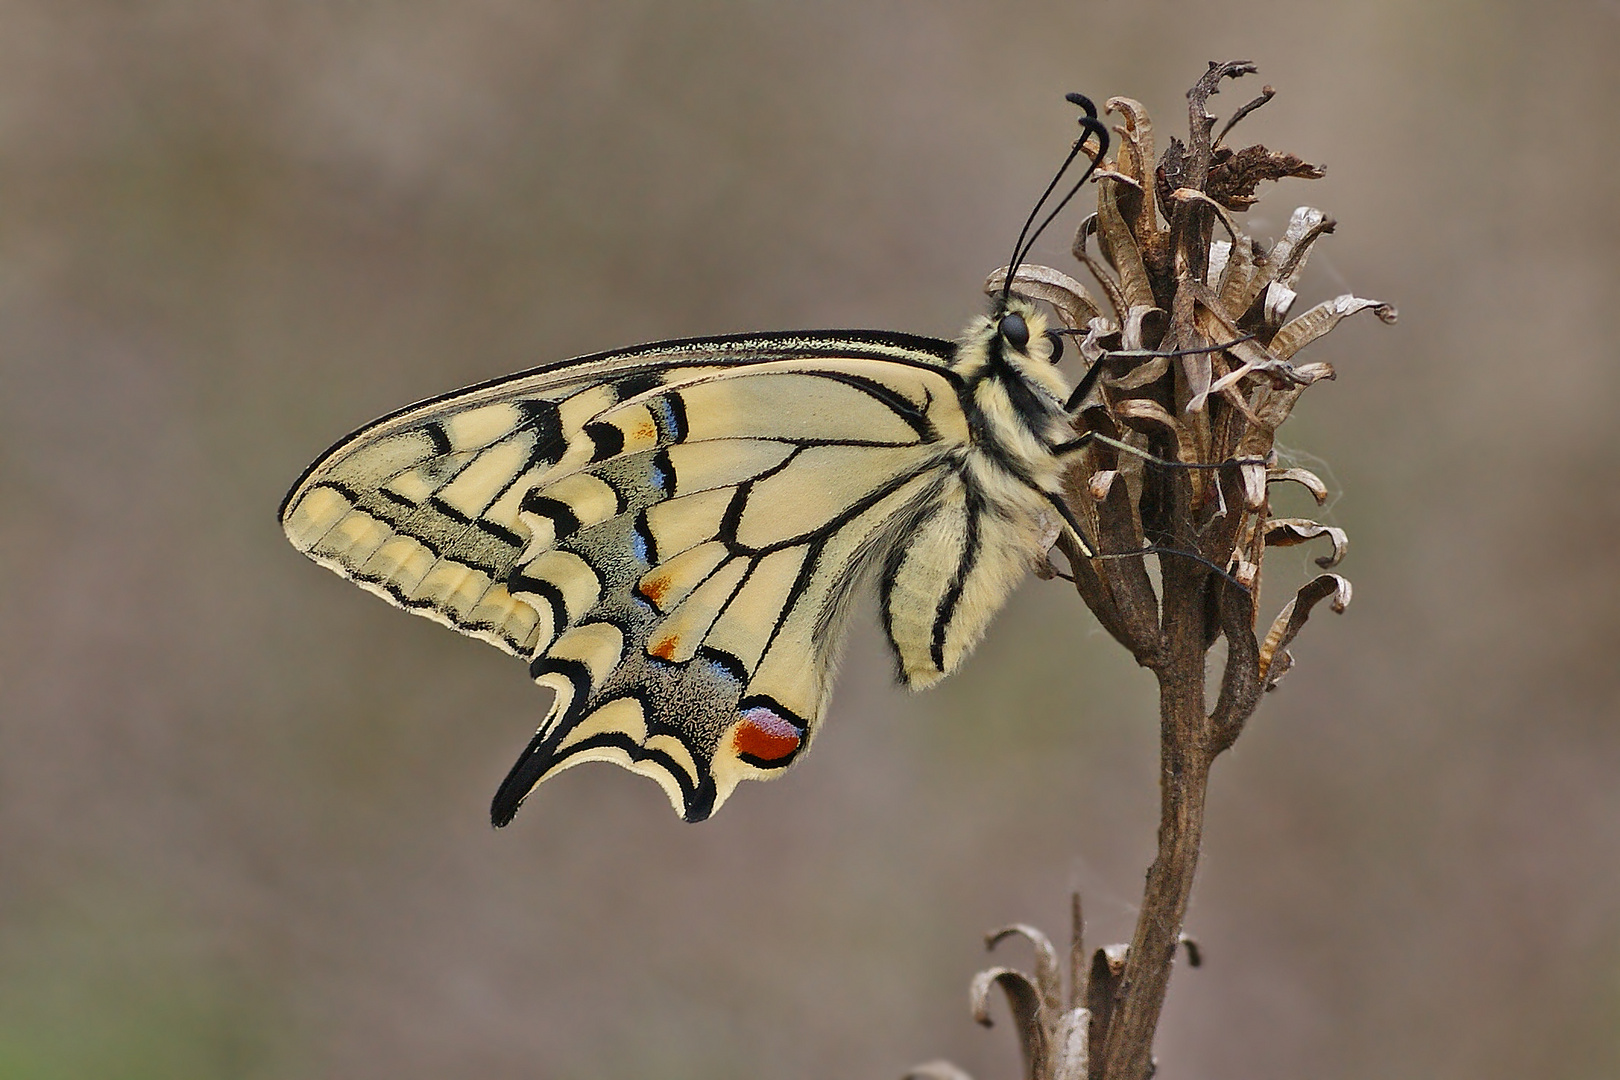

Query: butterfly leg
[[1043, 485, 1251, 593], [1042, 437, 1259, 592], [1050, 430, 1266, 472], [1060, 335, 1259, 413]]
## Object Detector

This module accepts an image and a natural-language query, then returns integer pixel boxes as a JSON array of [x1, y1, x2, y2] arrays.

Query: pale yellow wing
[[280, 331, 970, 821]]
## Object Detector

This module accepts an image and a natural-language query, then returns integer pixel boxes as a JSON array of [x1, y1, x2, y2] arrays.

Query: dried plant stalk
[[916, 61, 1392, 1080]]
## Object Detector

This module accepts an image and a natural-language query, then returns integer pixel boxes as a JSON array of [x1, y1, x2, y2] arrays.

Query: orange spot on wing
[[648, 636, 678, 661], [639, 573, 670, 606], [635, 419, 657, 442]]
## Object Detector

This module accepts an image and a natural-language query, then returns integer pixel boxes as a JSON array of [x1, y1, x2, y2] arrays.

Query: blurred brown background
[[2, 1, 1617, 1077]]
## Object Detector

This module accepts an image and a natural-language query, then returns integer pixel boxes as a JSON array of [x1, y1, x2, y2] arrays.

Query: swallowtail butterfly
[[281, 95, 1114, 824]]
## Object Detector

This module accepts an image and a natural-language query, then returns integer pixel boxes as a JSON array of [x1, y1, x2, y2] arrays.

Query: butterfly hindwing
[[496, 365, 972, 821], [280, 331, 977, 821]]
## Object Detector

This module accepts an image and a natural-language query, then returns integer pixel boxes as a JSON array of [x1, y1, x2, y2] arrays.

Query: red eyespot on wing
[[732, 707, 802, 764]]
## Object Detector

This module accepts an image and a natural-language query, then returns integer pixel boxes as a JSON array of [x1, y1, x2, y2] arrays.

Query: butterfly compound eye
[[998, 312, 1030, 351], [1044, 328, 1064, 363]]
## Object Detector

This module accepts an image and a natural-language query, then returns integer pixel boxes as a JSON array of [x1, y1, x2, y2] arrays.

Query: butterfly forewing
[[280, 330, 973, 821]]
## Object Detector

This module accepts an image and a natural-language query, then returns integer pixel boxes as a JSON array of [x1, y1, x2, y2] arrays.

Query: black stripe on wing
[[929, 482, 986, 672]]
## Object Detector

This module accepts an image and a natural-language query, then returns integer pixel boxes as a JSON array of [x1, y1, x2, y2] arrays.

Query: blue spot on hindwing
[[632, 513, 658, 565], [648, 452, 671, 496]]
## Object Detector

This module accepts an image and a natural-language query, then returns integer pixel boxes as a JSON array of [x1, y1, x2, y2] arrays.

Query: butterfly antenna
[[1001, 93, 1112, 301], [1014, 117, 1110, 273]]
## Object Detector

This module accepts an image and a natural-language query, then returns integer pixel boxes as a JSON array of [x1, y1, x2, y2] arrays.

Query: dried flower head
[[993, 62, 1392, 727], [925, 61, 1395, 1080]]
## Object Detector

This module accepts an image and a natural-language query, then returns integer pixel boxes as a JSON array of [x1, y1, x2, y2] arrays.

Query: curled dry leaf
[[987, 923, 1065, 1018], [1104, 95, 1159, 243], [970, 966, 1050, 1080], [1186, 285, 1306, 384], [984, 264, 1105, 329], [1104, 97, 1157, 188], [1268, 467, 1329, 504], [1290, 361, 1336, 384], [1114, 398, 1200, 465], [1170, 186, 1243, 242], [1171, 299, 1216, 413], [1240, 462, 1268, 510], [1078, 316, 1120, 364], [1217, 234, 1266, 313], [1090, 168, 1144, 192], [1258, 573, 1353, 687], [1120, 305, 1167, 351], [1103, 355, 1169, 391], [1180, 350, 1214, 414], [1262, 281, 1298, 327], [1269, 207, 1336, 290], [1271, 294, 1398, 361], [1264, 518, 1348, 567], [1095, 177, 1155, 310], [933, 919, 1103, 1080], [971, 966, 1042, 1030]]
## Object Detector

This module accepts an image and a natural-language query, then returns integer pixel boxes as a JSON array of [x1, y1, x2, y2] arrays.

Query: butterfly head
[[994, 305, 1070, 366], [953, 294, 1067, 389]]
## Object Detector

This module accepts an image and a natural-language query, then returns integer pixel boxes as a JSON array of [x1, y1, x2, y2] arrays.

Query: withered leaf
[[970, 967, 1050, 1080], [1096, 177, 1156, 310], [1267, 467, 1329, 505], [987, 923, 1065, 1018], [1258, 574, 1352, 687], [1263, 518, 1349, 567], [1271, 294, 1398, 361], [984, 264, 1104, 329], [1205, 144, 1326, 210]]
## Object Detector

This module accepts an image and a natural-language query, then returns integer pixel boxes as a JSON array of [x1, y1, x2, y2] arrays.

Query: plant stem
[[1096, 563, 1216, 1080]]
